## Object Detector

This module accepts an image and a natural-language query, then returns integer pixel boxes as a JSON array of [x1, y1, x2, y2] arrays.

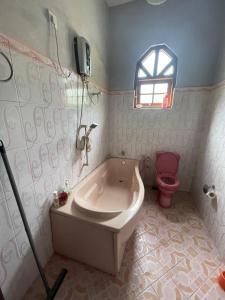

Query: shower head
[[86, 123, 98, 137], [90, 123, 98, 129]]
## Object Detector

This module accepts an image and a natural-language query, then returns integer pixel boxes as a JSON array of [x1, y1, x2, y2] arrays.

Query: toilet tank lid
[[156, 151, 180, 176]]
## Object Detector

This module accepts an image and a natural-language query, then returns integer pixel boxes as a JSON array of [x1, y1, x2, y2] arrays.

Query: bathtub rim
[[74, 157, 140, 216], [51, 157, 145, 232]]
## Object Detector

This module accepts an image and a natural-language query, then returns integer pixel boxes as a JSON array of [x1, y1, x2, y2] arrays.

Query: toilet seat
[[161, 176, 175, 185], [156, 174, 179, 191]]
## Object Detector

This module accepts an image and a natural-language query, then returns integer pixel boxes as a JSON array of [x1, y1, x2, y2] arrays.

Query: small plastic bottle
[[53, 191, 60, 209], [65, 180, 71, 195]]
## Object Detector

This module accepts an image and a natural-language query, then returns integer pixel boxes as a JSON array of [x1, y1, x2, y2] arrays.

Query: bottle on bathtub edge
[[52, 191, 60, 209], [58, 180, 71, 206]]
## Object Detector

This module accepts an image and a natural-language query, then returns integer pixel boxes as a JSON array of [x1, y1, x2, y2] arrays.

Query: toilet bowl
[[155, 151, 180, 208]]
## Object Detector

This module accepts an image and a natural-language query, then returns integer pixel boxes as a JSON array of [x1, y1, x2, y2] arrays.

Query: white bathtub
[[51, 158, 144, 274], [74, 157, 143, 217]]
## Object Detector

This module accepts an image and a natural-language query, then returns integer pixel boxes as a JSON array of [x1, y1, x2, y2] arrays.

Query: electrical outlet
[[48, 9, 57, 30]]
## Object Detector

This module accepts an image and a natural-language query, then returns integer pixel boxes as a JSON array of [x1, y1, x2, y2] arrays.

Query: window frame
[[134, 44, 177, 109]]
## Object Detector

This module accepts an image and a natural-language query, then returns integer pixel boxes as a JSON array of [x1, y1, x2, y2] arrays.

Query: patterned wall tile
[[0, 101, 26, 150], [0, 36, 109, 300], [109, 90, 209, 191], [192, 84, 225, 261]]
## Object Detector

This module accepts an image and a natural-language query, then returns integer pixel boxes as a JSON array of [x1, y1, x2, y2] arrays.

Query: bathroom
[[0, 0, 225, 299]]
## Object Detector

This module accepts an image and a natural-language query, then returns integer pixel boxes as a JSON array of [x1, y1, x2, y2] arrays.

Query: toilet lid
[[156, 151, 180, 176]]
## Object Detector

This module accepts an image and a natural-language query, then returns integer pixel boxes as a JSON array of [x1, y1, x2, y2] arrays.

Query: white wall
[[192, 84, 225, 259], [109, 89, 209, 191], [0, 1, 109, 297], [0, 0, 109, 87]]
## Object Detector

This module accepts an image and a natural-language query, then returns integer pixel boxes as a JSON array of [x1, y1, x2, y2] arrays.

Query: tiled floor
[[24, 190, 225, 300]]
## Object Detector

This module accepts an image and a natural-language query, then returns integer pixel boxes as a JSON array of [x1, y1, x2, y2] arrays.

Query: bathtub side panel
[[115, 210, 142, 272], [51, 212, 116, 274]]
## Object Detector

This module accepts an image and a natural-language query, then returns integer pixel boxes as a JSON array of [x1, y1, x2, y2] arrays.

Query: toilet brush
[[0, 140, 67, 300]]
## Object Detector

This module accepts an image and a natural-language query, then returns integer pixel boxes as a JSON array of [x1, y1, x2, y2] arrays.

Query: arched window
[[134, 44, 177, 109]]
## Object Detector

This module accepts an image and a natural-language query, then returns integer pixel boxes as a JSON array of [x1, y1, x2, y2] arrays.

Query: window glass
[[134, 45, 177, 109], [140, 95, 153, 103], [153, 94, 164, 103], [157, 49, 172, 75], [140, 84, 154, 94], [142, 51, 155, 76], [138, 69, 147, 78], [154, 83, 168, 94], [164, 65, 174, 76]]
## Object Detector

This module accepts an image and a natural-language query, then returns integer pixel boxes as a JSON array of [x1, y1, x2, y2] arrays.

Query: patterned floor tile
[[170, 257, 206, 299], [167, 232, 193, 255], [136, 218, 155, 236], [152, 270, 185, 300], [124, 233, 153, 263], [136, 285, 159, 300], [139, 251, 168, 284], [23, 190, 224, 300], [116, 258, 152, 298], [189, 266, 225, 300], [153, 240, 186, 270]]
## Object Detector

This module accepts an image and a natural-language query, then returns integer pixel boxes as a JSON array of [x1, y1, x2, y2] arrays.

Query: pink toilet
[[155, 151, 180, 208]]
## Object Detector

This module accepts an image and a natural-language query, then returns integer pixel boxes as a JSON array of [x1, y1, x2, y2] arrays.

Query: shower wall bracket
[[76, 124, 87, 151], [76, 123, 98, 167]]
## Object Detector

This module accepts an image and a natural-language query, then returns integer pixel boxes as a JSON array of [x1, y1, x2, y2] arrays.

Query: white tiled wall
[[192, 84, 225, 259], [0, 40, 109, 299], [109, 90, 209, 191]]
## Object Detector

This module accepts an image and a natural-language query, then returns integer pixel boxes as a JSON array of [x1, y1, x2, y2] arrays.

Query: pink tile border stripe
[[0, 32, 225, 96], [0, 32, 108, 94], [0, 33, 53, 67]]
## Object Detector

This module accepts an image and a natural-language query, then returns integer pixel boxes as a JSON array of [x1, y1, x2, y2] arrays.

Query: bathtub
[[50, 158, 144, 274]]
